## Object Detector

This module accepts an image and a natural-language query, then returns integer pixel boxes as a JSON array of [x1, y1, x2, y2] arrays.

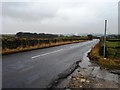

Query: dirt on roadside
[[68, 73, 119, 89]]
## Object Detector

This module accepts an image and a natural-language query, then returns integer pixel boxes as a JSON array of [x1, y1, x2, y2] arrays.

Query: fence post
[[103, 20, 107, 58]]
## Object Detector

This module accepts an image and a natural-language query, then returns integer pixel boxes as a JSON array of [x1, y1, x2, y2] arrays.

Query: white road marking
[[31, 41, 94, 59], [70, 45, 81, 48], [31, 49, 63, 59], [19, 66, 34, 73]]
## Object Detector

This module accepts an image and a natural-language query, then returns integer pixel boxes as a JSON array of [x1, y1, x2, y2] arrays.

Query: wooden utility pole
[[103, 20, 107, 58]]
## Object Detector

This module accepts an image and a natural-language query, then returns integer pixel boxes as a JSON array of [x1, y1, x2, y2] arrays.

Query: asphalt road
[[2, 39, 99, 88]]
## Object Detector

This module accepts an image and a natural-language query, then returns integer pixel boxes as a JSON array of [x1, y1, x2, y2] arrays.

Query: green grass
[[106, 41, 120, 59], [106, 41, 119, 47]]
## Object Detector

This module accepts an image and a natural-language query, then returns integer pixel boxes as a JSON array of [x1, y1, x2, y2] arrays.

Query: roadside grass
[[106, 41, 119, 47], [2, 40, 86, 55], [88, 43, 120, 70], [2, 34, 89, 55], [106, 41, 120, 59]]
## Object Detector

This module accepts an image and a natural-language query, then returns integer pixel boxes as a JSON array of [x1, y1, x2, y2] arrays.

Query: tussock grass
[[88, 43, 120, 70], [2, 40, 86, 55]]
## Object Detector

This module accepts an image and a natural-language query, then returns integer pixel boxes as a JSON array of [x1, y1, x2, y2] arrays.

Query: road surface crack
[[47, 60, 81, 88]]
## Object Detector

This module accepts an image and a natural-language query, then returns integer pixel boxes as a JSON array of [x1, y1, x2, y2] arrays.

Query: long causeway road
[[2, 39, 99, 88]]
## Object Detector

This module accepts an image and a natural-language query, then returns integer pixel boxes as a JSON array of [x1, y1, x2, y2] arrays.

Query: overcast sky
[[1, 0, 119, 34]]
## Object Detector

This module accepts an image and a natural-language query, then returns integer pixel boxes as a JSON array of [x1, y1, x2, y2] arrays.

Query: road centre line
[[31, 49, 63, 59], [31, 42, 89, 59]]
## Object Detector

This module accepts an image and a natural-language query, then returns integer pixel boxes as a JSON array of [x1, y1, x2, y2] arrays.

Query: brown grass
[[88, 43, 120, 70], [2, 40, 86, 55]]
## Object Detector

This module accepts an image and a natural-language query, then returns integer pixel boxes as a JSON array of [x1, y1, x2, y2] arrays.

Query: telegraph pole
[[103, 20, 107, 58]]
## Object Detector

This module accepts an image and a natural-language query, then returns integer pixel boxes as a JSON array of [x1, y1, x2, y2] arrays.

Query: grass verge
[[2, 40, 87, 55], [88, 43, 120, 70]]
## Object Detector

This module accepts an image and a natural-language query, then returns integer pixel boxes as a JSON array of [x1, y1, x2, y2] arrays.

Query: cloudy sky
[[1, 0, 119, 34]]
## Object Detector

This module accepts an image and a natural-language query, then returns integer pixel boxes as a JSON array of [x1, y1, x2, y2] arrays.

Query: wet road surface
[[2, 39, 99, 88], [57, 50, 119, 88]]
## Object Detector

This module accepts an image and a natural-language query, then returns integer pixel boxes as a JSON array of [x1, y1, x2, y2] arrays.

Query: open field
[[106, 41, 120, 59], [106, 41, 119, 47]]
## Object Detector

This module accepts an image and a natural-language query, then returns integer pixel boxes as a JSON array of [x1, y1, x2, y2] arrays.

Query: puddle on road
[[79, 50, 119, 83]]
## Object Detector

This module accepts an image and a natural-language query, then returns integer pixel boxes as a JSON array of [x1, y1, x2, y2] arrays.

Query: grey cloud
[[2, 2, 58, 22], [2, 0, 118, 34]]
